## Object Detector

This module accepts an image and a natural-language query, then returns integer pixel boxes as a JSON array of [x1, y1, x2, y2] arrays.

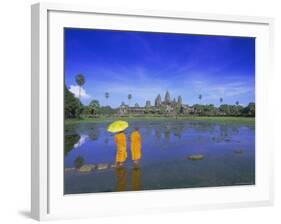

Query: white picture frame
[[31, 2, 274, 221]]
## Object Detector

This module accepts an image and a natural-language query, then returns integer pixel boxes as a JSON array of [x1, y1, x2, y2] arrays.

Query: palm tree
[[74, 155, 84, 169], [198, 94, 202, 104], [235, 101, 239, 106], [128, 94, 132, 107], [105, 92, 109, 106], [75, 74, 85, 101], [220, 97, 223, 104], [75, 74, 85, 118]]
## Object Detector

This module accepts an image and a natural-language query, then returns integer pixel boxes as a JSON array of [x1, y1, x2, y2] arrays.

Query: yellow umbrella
[[107, 120, 128, 133]]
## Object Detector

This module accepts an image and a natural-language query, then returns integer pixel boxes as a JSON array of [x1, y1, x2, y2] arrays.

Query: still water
[[64, 119, 255, 194]]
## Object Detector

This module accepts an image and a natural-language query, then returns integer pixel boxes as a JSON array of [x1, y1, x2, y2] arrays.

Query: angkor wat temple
[[119, 91, 194, 115]]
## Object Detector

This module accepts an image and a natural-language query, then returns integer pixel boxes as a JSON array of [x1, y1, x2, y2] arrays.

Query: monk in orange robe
[[114, 131, 127, 167], [130, 128, 142, 165]]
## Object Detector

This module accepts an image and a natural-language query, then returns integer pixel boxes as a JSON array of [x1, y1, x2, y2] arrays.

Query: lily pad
[[188, 154, 204, 160]]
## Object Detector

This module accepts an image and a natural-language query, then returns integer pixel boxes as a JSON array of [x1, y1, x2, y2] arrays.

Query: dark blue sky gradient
[[65, 28, 255, 107]]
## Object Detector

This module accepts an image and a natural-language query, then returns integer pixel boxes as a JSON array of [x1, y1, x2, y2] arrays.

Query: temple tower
[[165, 91, 171, 104], [155, 94, 162, 107]]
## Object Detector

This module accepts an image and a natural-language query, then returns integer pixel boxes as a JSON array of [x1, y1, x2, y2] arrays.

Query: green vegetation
[[74, 155, 84, 169], [191, 103, 255, 117], [64, 85, 81, 119], [65, 115, 255, 125], [75, 74, 85, 118], [64, 74, 255, 121], [88, 99, 100, 115], [64, 134, 80, 156], [75, 74, 85, 100], [81, 102, 118, 117]]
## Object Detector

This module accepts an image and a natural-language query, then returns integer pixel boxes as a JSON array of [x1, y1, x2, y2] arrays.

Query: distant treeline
[[64, 86, 118, 119], [190, 103, 255, 117], [64, 85, 255, 119]]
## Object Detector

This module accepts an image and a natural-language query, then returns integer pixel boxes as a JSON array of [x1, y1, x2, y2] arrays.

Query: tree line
[[64, 74, 255, 119], [65, 85, 255, 119], [191, 103, 255, 117]]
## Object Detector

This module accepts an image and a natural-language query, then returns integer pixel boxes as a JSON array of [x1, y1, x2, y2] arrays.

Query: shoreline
[[65, 116, 255, 125]]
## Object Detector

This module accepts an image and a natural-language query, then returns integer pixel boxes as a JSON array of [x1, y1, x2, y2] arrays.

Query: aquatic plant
[[74, 155, 84, 169]]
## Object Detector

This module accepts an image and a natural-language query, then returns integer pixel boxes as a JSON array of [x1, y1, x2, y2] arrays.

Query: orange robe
[[114, 132, 127, 163], [130, 131, 142, 161]]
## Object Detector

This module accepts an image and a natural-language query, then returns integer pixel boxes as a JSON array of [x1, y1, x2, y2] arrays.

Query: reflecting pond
[[64, 119, 255, 194]]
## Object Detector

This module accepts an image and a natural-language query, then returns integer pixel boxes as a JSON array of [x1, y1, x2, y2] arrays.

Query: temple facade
[[118, 91, 193, 115]]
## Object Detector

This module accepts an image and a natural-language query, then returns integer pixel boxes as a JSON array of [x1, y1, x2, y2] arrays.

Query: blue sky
[[65, 28, 255, 108]]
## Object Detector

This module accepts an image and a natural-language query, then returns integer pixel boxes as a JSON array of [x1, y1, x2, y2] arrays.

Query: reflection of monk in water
[[131, 167, 141, 191], [114, 131, 127, 167], [116, 167, 127, 191], [130, 128, 142, 165]]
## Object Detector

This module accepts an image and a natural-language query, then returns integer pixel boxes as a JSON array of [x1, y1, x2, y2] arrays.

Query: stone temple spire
[[172, 98, 176, 105], [145, 100, 151, 108], [155, 94, 162, 107], [177, 96, 182, 105], [165, 91, 171, 104]]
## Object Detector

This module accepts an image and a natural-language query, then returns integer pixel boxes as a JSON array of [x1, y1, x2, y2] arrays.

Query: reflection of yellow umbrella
[[107, 120, 128, 133]]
